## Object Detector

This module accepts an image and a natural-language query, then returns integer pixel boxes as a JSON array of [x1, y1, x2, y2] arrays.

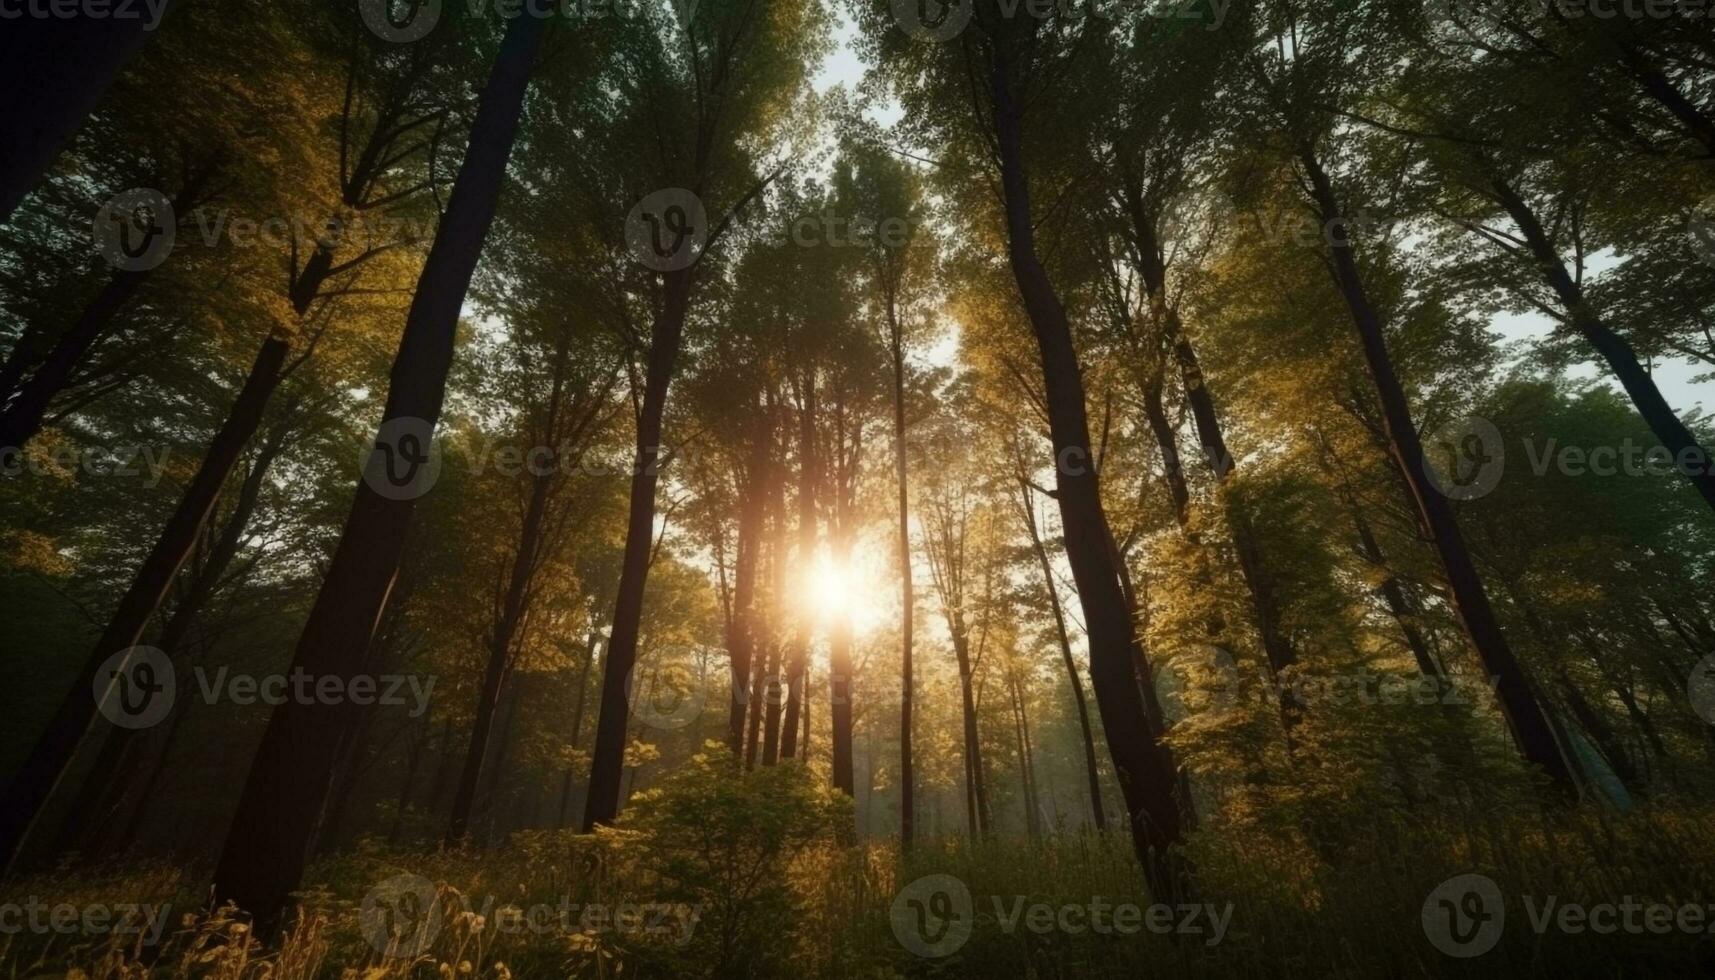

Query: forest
[[1, 0, 1714, 976]]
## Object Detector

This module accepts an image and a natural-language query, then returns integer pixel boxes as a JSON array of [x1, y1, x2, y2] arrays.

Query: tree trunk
[[1610, 41, 1715, 160], [317, 711, 380, 854], [0, 6, 171, 221], [0, 165, 215, 454], [951, 626, 990, 837], [447, 450, 556, 844], [112, 693, 190, 856], [828, 389, 857, 796], [1124, 186, 1296, 704], [558, 631, 597, 826], [210, 13, 549, 927], [388, 719, 428, 844], [725, 408, 770, 761], [56, 416, 292, 860], [0, 321, 54, 409], [0, 331, 289, 875], [830, 615, 855, 795], [762, 466, 787, 766], [0, 271, 147, 453], [1016, 668, 1046, 832], [583, 263, 693, 829], [1489, 175, 1715, 515], [445, 626, 514, 845], [1005, 669, 1041, 840], [1557, 672, 1641, 793], [424, 718, 457, 824], [1299, 146, 1576, 793], [1139, 371, 1191, 525], [989, 55, 1183, 897], [1016, 481, 1106, 831], [745, 637, 770, 769], [887, 296, 915, 848], [780, 371, 816, 759], [478, 682, 524, 845], [1354, 509, 1445, 681]]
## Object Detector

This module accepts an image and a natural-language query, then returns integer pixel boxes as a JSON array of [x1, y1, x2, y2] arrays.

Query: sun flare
[[803, 549, 884, 639]]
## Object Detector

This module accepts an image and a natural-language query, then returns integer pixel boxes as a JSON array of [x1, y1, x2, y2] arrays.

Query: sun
[[803, 548, 883, 638], [811, 558, 850, 617]]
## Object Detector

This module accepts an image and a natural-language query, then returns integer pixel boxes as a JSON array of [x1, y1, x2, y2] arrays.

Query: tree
[[856, 0, 1188, 894], [210, 8, 556, 926], [834, 141, 935, 844], [581, 0, 827, 831], [0, 2, 174, 222]]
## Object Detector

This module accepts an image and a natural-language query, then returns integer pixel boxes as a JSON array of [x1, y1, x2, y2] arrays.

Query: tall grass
[[3, 805, 1713, 978]]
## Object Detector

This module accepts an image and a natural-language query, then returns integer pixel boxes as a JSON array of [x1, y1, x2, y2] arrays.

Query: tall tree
[[0, 2, 174, 221], [580, 0, 825, 830], [859, 0, 1190, 892], [210, 9, 555, 926]]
